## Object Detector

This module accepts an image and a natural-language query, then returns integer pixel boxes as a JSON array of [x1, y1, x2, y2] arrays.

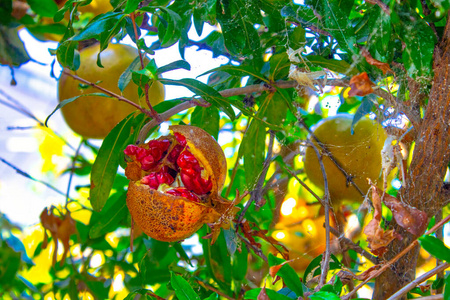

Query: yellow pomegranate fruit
[[303, 114, 387, 205], [125, 125, 238, 242], [273, 216, 328, 272], [58, 43, 165, 139]]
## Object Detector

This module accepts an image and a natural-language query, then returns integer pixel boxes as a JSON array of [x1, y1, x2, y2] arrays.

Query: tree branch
[[342, 213, 450, 300], [62, 71, 152, 116], [386, 262, 450, 300]]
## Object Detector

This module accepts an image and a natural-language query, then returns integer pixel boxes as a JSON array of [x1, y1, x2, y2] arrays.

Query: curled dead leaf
[[348, 72, 374, 97], [363, 184, 399, 255], [40, 207, 77, 266], [258, 283, 270, 300], [377, 186, 428, 236], [361, 48, 394, 75]]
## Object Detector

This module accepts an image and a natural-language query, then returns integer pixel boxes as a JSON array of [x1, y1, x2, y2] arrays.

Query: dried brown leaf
[[269, 264, 284, 278], [258, 285, 270, 300], [348, 72, 374, 97], [364, 185, 399, 254], [354, 265, 382, 281], [361, 48, 394, 75], [40, 208, 77, 266], [376, 186, 428, 236]]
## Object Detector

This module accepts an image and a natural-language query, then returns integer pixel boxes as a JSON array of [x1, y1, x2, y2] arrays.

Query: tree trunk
[[373, 17, 450, 299]]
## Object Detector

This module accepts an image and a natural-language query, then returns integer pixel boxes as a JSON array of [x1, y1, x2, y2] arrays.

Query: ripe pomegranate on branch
[[124, 125, 241, 243]]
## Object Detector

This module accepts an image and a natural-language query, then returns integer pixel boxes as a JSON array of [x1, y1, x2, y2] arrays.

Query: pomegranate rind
[[169, 125, 227, 193], [126, 181, 219, 242]]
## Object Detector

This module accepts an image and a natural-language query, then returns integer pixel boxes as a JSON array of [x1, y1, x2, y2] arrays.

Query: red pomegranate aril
[[167, 188, 200, 202], [141, 173, 159, 189], [140, 155, 156, 171], [177, 149, 202, 172], [174, 132, 187, 146], [141, 166, 175, 189], [180, 169, 212, 195], [167, 144, 184, 163], [156, 166, 175, 185], [124, 145, 138, 155]]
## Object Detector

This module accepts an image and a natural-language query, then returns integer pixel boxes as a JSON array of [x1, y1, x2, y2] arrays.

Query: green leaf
[[72, 12, 125, 41], [241, 119, 266, 189], [172, 243, 193, 267], [309, 291, 341, 300], [232, 240, 248, 281], [27, 0, 58, 17], [90, 112, 148, 212], [288, 25, 306, 50], [351, 96, 374, 134], [311, 0, 357, 55], [367, 6, 392, 63], [200, 64, 269, 84], [419, 235, 450, 262], [191, 106, 220, 140], [159, 78, 235, 120], [0, 26, 31, 67], [156, 60, 191, 75], [45, 93, 111, 126], [56, 40, 80, 70], [0, 1, 12, 25], [444, 272, 450, 300], [118, 56, 141, 93], [88, 192, 127, 239], [258, 92, 288, 126], [170, 272, 201, 300], [268, 254, 303, 297], [0, 239, 21, 285], [199, 228, 233, 293], [391, 2, 436, 80], [216, 0, 262, 62], [269, 53, 290, 81], [244, 288, 293, 300], [140, 240, 178, 284], [306, 55, 358, 76], [124, 0, 141, 14], [155, 7, 182, 47], [303, 254, 341, 283]]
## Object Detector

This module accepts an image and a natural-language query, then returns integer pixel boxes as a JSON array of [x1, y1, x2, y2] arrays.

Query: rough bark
[[373, 18, 450, 300]]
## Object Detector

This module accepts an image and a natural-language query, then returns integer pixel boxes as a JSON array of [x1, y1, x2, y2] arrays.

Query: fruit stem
[[62, 71, 153, 117], [130, 12, 162, 123], [136, 98, 210, 144]]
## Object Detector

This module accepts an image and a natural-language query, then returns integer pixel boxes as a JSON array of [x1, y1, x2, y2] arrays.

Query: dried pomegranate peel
[[124, 125, 240, 243]]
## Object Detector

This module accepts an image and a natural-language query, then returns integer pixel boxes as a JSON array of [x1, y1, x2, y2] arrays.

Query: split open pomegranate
[[124, 125, 239, 242]]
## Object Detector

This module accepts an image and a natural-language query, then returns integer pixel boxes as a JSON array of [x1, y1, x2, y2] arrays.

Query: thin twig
[[435, 209, 445, 294], [237, 233, 268, 263], [0, 157, 76, 201], [0, 90, 76, 151], [130, 12, 161, 121], [299, 118, 366, 198], [386, 262, 450, 300], [65, 139, 83, 210], [283, 166, 325, 207], [197, 281, 235, 300], [136, 98, 210, 143], [306, 139, 331, 287], [237, 131, 275, 223], [367, 0, 391, 15], [342, 214, 450, 300], [225, 155, 241, 199], [410, 295, 443, 300], [328, 226, 378, 265], [63, 71, 151, 116]]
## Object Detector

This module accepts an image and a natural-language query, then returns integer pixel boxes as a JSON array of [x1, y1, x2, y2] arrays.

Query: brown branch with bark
[[372, 18, 450, 300]]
